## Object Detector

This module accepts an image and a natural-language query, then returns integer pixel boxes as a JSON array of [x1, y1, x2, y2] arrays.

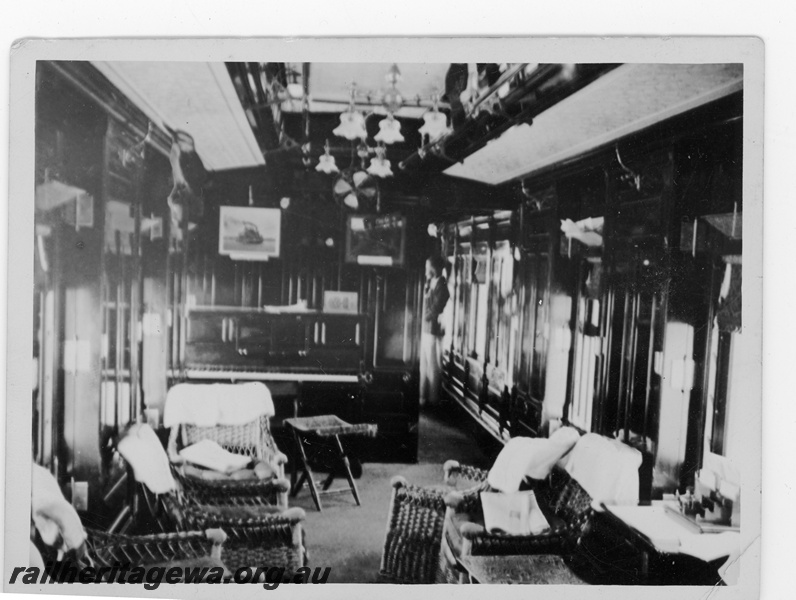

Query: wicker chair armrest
[[85, 528, 227, 568], [389, 476, 448, 512], [179, 469, 288, 496], [390, 475, 409, 489], [445, 488, 483, 513], [461, 524, 574, 556], [184, 504, 305, 529], [444, 490, 465, 510], [460, 521, 487, 538], [443, 460, 489, 487], [273, 451, 288, 465]]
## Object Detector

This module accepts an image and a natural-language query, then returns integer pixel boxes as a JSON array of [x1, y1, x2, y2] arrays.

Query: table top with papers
[[458, 555, 587, 585], [603, 503, 740, 583]]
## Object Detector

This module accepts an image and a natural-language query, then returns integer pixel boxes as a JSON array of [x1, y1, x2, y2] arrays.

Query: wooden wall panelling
[[36, 68, 108, 497]]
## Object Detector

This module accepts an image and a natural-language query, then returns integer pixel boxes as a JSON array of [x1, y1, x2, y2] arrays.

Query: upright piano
[[170, 306, 418, 462], [173, 306, 367, 383]]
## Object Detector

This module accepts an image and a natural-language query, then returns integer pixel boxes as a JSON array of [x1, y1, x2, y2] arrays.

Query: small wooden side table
[[458, 555, 586, 585], [284, 415, 377, 511]]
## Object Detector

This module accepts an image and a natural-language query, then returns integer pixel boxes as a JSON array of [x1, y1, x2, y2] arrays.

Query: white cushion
[[179, 439, 251, 474]]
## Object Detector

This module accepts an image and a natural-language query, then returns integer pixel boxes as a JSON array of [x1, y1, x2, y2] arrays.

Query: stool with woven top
[[284, 415, 377, 511]]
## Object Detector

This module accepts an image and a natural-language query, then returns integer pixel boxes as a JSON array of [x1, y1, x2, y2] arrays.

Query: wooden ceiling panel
[[444, 63, 744, 185], [93, 61, 265, 171]]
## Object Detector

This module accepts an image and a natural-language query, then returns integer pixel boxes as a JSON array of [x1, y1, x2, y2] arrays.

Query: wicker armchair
[[379, 461, 488, 584], [165, 382, 289, 508], [440, 464, 594, 583], [31, 462, 232, 582], [118, 423, 307, 573]]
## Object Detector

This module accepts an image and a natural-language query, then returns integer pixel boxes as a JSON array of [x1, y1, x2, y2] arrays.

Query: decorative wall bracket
[[615, 145, 642, 192], [521, 181, 554, 212]]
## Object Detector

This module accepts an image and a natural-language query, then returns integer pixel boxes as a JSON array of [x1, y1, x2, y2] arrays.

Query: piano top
[[187, 305, 365, 317], [169, 367, 361, 383]]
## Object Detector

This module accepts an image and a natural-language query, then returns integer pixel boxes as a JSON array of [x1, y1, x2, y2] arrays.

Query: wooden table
[[601, 503, 740, 585], [458, 555, 587, 584]]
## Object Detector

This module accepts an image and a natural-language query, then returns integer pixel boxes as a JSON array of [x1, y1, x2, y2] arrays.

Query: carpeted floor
[[286, 409, 497, 583]]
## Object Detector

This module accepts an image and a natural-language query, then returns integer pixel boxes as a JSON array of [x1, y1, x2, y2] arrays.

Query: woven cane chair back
[[181, 415, 279, 463]]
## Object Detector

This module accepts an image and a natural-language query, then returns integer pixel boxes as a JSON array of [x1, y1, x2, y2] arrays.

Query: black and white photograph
[[219, 206, 282, 260], [5, 35, 764, 599]]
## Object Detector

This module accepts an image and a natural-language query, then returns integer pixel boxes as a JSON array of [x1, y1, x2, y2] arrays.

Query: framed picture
[[219, 206, 281, 260], [323, 291, 359, 314], [345, 213, 406, 267]]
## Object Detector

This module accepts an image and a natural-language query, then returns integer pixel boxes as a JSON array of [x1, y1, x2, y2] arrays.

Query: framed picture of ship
[[218, 206, 281, 260]]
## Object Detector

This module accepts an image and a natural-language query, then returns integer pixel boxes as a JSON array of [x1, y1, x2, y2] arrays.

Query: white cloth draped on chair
[[560, 433, 642, 506], [31, 463, 87, 555], [117, 422, 179, 494], [163, 381, 275, 428], [487, 426, 581, 493]]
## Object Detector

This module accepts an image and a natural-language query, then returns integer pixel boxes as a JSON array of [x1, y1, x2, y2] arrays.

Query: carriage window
[[465, 244, 489, 358], [488, 243, 513, 368], [530, 255, 549, 400], [704, 258, 742, 458], [518, 256, 536, 387], [467, 283, 478, 355], [474, 281, 488, 358], [570, 295, 599, 431], [452, 252, 469, 356], [470, 249, 489, 358]]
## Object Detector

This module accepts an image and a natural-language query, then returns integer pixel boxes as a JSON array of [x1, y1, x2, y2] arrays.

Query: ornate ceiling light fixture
[[321, 64, 415, 180]]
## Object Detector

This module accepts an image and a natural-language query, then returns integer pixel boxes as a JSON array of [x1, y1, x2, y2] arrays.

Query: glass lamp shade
[[374, 116, 404, 145], [316, 152, 339, 174], [367, 156, 393, 178], [333, 110, 367, 140], [343, 193, 359, 210], [419, 111, 450, 143]]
